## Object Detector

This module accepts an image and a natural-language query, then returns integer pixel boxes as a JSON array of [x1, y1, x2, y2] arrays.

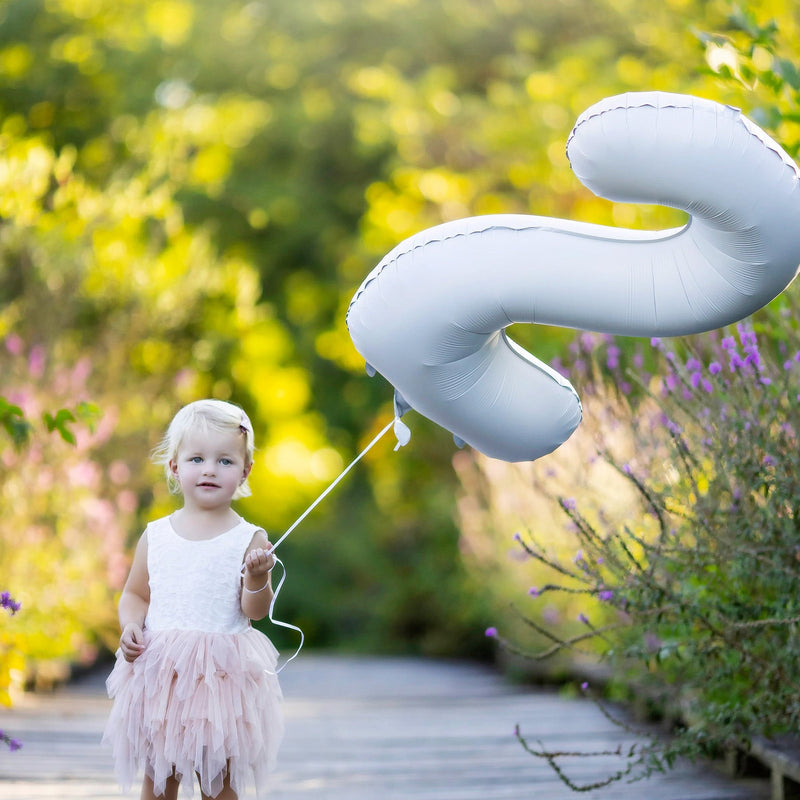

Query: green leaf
[[42, 409, 77, 445], [774, 58, 800, 90], [0, 398, 32, 447]]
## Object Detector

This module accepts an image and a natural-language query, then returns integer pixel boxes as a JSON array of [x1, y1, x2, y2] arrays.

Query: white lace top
[[144, 515, 260, 635]]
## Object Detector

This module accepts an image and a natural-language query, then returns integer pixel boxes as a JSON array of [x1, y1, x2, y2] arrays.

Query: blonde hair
[[153, 399, 255, 499]]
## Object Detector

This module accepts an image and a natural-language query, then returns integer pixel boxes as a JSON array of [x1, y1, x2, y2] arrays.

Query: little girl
[[103, 399, 284, 800]]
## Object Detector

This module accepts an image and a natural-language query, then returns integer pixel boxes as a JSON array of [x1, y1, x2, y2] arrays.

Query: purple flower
[[528, 586, 540, 598], [738, 325, 758, 348], [0, 592, 20, 615], [701, 378, 713, 394], [8, 739, 21, 752], [721, 336, 737, 350], [606, 345, 620, 370], [598, 590, 614, 602], [581, 682, 589, 691], [578, 613, 589, 624], [686, 357, 701, 372], [729, 352, 745, 371], [763, 455, 775, 467], [561, 497, 577, 511], [513, 532, 522, 543], [744, 351, 761, 368], [709, 361, 722, 375], [485, 627, 498, 638]]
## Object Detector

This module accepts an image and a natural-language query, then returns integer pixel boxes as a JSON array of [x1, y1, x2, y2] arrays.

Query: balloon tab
[[365, 362, 376, 377], [393, 390, 412, 418], [453, 434, 466, 449]]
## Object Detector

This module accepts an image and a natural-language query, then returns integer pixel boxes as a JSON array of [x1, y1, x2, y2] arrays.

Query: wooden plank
[[0, 655, 772, 800]]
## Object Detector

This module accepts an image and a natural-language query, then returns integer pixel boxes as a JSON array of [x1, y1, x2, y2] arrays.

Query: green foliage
[[2, 0, 796, 673], [0, 397, 29, 447], [694, 0, 800, 156]]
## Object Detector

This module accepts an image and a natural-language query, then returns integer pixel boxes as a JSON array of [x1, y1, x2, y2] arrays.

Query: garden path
[[0, 654, 770, 800]]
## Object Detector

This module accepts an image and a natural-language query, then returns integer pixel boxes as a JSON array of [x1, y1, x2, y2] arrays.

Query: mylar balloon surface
[[347, 92, 800, 462]]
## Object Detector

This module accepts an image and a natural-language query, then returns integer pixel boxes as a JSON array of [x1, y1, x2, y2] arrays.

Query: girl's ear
[[241, 463, 253, 484], [169, 459, 179, 478]]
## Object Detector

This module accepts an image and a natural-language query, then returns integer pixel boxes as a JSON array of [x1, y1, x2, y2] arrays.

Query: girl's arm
[[118, 532, 150, 662], [241, 530, 275, 621]]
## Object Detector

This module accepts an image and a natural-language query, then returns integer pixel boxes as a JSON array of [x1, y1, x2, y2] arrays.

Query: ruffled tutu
[[103, 627, 283, 799]]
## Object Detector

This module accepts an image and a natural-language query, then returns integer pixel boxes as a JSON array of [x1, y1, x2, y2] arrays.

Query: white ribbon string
[[270, 417, 396, 554], [265, 556, 303, 674], [257, 417, 398, 671]]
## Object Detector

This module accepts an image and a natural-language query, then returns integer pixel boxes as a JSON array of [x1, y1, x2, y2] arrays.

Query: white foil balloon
[[347, 92, 800, 462]]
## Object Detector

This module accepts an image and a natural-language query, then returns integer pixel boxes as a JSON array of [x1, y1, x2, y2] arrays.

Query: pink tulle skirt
[[103, 627, 283, 799]]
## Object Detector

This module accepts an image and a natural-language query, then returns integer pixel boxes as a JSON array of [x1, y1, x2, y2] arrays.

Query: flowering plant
[[484, 301, 800, 788]]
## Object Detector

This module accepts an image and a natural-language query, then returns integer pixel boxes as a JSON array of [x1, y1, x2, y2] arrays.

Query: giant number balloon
[[347, 92, 800, 462]]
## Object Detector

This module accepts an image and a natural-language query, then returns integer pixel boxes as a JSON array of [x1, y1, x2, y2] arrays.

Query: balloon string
[[262, 417, 396, 671], [270, 417, 396, 553], [265, 555, 303, 674]]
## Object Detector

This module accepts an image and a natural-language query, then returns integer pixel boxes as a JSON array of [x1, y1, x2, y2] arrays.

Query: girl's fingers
[[246, 547, 275, 572]]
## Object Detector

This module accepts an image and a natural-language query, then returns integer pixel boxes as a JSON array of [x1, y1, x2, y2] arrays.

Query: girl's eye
[[220, 458, 233, 466], [190, 456, 203, 463]]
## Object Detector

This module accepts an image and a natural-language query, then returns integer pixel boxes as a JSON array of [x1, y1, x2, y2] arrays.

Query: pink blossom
[[4, 334, 23, 356]]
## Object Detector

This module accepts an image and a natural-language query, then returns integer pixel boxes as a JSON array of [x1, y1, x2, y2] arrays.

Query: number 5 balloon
[[347, 92, 800, 462]]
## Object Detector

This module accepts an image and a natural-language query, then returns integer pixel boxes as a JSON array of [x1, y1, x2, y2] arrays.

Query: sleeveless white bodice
[[145, 516, 260, 634]]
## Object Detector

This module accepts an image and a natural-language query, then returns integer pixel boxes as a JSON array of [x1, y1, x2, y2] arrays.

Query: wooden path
[[0, 654, 771, 800]]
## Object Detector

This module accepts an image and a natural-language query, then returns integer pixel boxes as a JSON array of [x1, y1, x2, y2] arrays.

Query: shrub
[[480, 299, 800, 788]]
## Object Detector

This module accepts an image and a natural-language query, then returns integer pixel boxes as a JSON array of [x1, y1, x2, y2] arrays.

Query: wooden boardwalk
[[0, 654, 771, 800]]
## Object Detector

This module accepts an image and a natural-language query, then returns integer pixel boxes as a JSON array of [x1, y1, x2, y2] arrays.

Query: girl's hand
[[244, 544, 275, 577], [120, 623, 146, 662]]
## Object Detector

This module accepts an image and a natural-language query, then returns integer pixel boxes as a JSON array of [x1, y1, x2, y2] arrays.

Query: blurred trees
[[1, 0, 796, 680]]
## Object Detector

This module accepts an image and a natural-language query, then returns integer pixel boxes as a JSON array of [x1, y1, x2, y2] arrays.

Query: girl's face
[[169, 427, 251, 511]]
